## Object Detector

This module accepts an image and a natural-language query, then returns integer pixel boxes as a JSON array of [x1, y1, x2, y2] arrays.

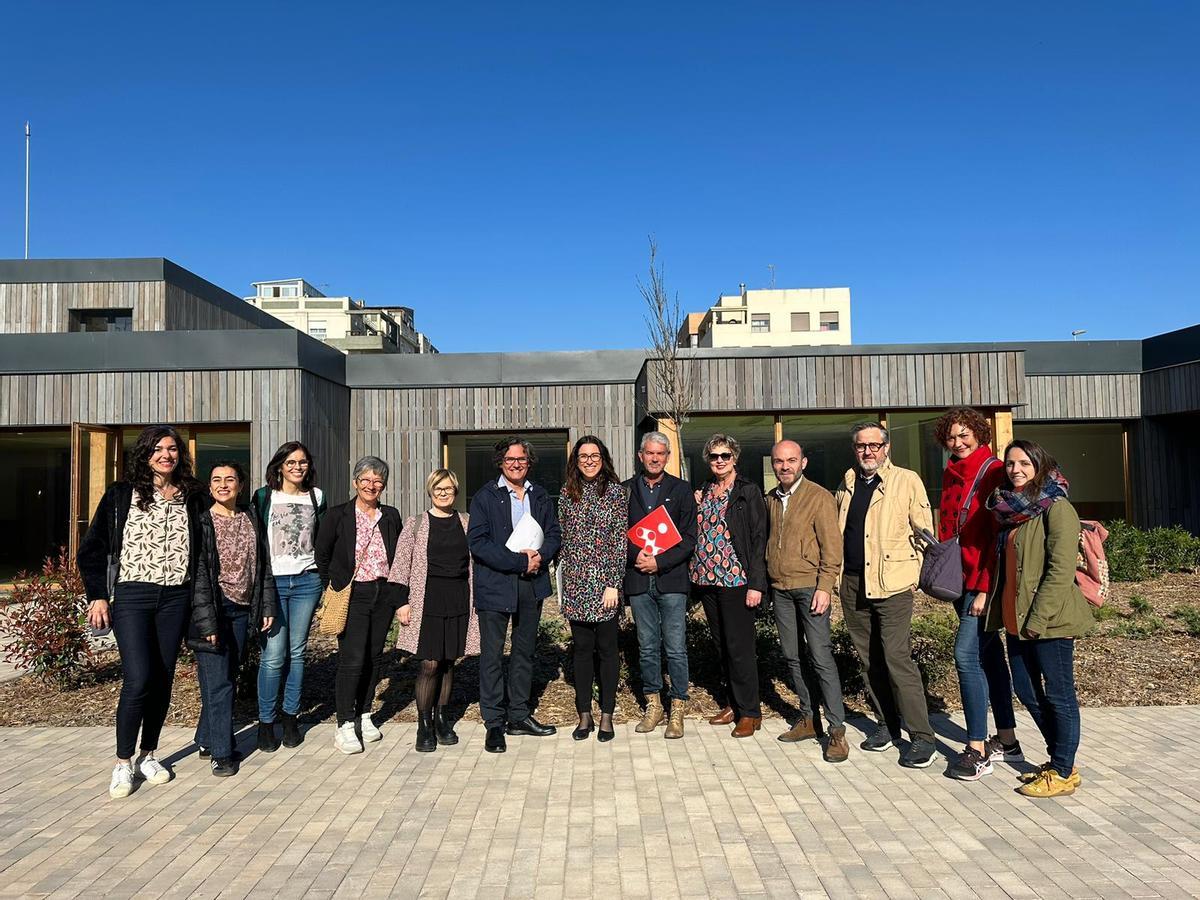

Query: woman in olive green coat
[[986, 439, 1091, 799]]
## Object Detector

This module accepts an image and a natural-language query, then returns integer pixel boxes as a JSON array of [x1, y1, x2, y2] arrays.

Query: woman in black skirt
[[389, 468, 480, 752]]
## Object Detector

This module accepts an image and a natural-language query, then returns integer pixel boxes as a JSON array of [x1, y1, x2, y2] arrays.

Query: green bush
[[910, 610, 959, 692], [1173, 605, 1200, 637], [1103, 520, 1200, 582], [1128, 595, 1152, 616], [1092, 604, 1120, 622], [1111, 616, 1166, 640]]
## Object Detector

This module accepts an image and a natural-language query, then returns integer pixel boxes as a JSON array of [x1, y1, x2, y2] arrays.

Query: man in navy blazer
[[623, 431, 697, 738], [468, 435, 562, 753]]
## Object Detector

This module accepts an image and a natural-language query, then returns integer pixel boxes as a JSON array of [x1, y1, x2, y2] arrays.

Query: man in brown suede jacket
[[766, 440, 849, 763]]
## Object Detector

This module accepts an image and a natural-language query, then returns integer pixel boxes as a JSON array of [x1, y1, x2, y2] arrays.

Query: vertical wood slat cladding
[[0, 281, 166, 332], [1141, 362, 1200, 416], [1129, 417, 1200, 533], [163, 284, 285, 331], [0, 369, 347, 501], [649, 352, 1023, 413], [350, 384, 637, 518], [1015, 374, 1141, 420]]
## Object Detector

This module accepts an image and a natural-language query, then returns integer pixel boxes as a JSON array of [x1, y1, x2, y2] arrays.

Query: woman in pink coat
[[389, 468, 480, 753]]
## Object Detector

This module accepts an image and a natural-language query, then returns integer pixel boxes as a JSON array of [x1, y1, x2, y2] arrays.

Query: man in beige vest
[[766, 440, 849, 763]]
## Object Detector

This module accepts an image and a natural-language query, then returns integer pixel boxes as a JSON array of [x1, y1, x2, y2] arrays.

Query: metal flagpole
[[24, 122, 31, 259]]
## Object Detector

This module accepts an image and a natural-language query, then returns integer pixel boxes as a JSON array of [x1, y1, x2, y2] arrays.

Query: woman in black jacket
[[188, 461, 278, 776], [689, 433, 768, 738], [315, 455, 406, 755], [79, 425, 205, 799]]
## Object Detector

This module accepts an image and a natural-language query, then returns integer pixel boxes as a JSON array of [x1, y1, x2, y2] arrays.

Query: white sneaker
[[135, 755, 171, 785], [109, 763, 134, 799], [334, 722, 363, 754], [360, 714, 382, 743]]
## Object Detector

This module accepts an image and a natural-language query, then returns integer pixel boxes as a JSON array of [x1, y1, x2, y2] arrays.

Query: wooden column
[[656, 417, 683, 477], [992, 410, 1014, 454]]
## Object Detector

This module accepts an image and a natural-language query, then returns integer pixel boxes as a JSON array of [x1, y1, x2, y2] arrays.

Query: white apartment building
[[246, 279, 437, 354], [679, 286, 852, 348]]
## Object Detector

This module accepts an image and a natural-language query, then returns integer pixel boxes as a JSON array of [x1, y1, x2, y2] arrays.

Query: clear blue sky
[[4, 2, 1198, 352]]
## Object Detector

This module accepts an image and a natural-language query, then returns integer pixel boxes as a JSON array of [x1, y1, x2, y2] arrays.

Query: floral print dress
[[558, 480, 630, 622]]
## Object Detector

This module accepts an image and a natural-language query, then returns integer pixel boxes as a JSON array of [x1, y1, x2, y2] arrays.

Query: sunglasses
[[707, 452, 734, 462]]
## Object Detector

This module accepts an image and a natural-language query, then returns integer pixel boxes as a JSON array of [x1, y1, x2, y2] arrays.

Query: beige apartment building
[[246, 278, 437, 354], [679, 286, 852, 348]]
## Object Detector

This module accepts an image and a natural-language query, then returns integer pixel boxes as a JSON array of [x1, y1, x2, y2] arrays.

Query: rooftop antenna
[[1071, 329, 1087, 342], [767, 263, 775, 290], [24, 122, 30, 259]]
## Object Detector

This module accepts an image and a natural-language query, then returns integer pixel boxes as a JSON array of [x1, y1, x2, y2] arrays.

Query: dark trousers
[[195, 600, 250, 759], [840, 572, 933, 742], [695, 583, 761, 718], [335, 580, 397, 726], [477, 577, 540, 727], [1007, 636, 1080, 778], [110, 581, 191, 760], [772, 586, 846, 728], [570, 617, 619, 715], [954, 591, 1016, 742]]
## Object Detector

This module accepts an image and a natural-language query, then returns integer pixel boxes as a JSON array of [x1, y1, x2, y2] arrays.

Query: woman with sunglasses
[[389, 468, 480, 752], [251, 441, 327, 751], [689, 434, 768, 738]]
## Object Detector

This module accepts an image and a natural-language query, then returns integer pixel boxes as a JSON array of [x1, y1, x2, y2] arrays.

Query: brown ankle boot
[[664, 704, 685, 739], [731, 716, 762, 738], [778, 716, 817, 743], [825, 725, 850, 763], [708, 706, 735, 725], [636, 696, 664, 733]]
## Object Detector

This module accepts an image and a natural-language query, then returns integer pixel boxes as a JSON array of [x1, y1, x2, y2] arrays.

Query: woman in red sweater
[[934, 408, 1024, 781]]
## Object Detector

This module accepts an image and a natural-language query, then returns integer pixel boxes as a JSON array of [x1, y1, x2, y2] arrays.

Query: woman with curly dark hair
[[558, 436, 628, 742], [79, 425, 206, 799], [932, 408, 1022, 782]]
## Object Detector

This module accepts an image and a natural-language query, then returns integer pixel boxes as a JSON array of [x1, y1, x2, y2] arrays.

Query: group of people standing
[[80, 407, 1090, 802]]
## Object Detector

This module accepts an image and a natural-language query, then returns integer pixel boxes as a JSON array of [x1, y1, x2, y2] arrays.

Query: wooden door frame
[[69, 423, 122, 560]]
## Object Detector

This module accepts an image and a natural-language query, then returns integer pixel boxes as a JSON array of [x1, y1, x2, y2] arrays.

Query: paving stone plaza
[[2, 707, 1199, 899]]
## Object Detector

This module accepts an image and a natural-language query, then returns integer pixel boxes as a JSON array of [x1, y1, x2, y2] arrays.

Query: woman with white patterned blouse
[[79, 425, 206, 799]]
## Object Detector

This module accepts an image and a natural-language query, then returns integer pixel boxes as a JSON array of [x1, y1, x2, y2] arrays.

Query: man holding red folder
[[623, 432, 697, 738]]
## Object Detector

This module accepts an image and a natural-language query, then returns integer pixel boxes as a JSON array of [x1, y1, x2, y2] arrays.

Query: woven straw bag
[[317, 521, 378, 636]]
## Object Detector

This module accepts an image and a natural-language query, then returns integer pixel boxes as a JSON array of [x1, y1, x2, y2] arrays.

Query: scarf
[[989, 468, 1070, 530]]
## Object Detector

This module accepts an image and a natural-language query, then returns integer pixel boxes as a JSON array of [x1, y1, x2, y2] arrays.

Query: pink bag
[[1076, 521, 1110, 608]]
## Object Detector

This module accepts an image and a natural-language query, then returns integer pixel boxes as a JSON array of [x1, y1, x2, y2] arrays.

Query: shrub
[[910, 610, 959, 692], [0, 549, 94, 687], [1104, 520, 1149, 582], [1092, 604, 1120, 622], [1111, 616, 1165, 640], [1104, 520, 1200, 582], [1128, 595, 1152, 616], [1173, 604, 1200, 637]]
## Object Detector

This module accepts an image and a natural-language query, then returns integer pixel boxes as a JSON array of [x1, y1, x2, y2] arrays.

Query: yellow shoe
[[1017, 768, 1077, 798], [1018, 763, 1081, 789]]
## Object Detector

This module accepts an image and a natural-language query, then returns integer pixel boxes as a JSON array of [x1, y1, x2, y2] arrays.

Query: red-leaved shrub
[[1, 548, 94, 687]]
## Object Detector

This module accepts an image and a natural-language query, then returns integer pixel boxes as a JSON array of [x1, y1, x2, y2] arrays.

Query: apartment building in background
[[247, 278, 438, 354], [679, 285, 852, 348]]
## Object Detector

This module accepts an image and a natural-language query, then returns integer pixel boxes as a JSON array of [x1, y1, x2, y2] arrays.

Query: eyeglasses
[[283, 460, 310, 469], [357, 479, 385, 489], [854, 442, 886, 453], [708, 452, 734, 462], [431, 486, 456, 495], [503, 457, 529, 466], [577, 453, 602, 463]]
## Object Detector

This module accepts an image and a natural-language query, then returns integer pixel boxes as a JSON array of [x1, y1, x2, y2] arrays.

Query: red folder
[[628, 505, 683, 556]]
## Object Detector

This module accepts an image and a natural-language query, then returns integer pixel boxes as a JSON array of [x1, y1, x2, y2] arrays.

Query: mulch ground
[[1, 574, 1197, 729]]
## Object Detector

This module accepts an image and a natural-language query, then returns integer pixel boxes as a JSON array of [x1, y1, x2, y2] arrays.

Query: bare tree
[[640, 237, 697, 477]]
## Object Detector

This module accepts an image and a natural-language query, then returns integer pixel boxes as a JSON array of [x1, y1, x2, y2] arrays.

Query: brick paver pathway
[[2, 707, 1199, 899]]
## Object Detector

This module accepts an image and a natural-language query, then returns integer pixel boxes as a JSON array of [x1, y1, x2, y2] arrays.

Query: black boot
[[257, 721, 280, 753], [415, 709, 437, 752], [280, 713, 302, 748], [434, 707, 459, 746]]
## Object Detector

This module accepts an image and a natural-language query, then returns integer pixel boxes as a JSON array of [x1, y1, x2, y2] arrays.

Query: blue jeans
[[954, 592, 1016, 742], [629, 578, 689, 701], [195, 600, 250, 759], [1006, 636, 1080, 778], [258, 570, 323, 722]]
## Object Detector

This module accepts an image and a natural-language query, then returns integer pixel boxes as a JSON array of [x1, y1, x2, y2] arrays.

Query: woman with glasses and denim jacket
[[689, 433, 768, 739], [250, 441, 327, 752]]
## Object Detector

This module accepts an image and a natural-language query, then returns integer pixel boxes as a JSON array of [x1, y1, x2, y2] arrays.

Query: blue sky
[[3, 2, 1197, 352]]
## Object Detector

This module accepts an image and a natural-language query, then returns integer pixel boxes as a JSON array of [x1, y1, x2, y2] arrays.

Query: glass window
[[790, 312, 810, 332], [684, 415, 776, 493], [778, 413, 867, 493], [887, 411, 949, 515], [445, 431, 569, 512], [0, 428, 71, 576], [819, 311, 839, 332], [119, 425, 252, 503], [281, 285, 298, 297], [751, 314, 770, 333], [309, 320, 327, 339], [1012, 422, 1127, 521], [69, 308, 133, 333]]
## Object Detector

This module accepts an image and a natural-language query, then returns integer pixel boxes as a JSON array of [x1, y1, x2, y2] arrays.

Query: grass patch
[[1172, 604, 1200, 637], [1128, 595, 1152, 616], [1110, 616, 1166, 640]]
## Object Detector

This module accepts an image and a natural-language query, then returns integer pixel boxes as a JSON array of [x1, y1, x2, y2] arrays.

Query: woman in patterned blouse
[[559, 436, 629, 742], [689, 433, 768, 738], [79, 425, 206, 799], [315, 456, 405, 755]]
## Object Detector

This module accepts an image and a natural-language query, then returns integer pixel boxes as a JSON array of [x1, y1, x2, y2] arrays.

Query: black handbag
[[916, 459, 999, 602]]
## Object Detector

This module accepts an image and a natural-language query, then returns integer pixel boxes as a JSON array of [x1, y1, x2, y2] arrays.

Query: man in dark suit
[[623, 431, 697, 739], [467, 435, 562, 753]]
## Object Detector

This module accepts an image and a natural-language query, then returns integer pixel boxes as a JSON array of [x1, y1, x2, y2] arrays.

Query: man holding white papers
[[623, 432, 697, 739], [468, 436, 562, 753]]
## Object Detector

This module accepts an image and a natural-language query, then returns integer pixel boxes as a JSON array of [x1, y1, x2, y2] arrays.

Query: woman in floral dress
[[558, 435, 629, 742]]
